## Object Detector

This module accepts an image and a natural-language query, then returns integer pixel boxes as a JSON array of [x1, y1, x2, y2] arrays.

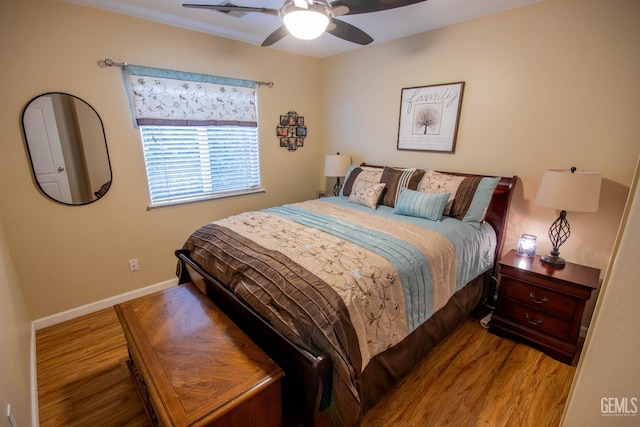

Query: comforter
[[183, 197, 496, 426]]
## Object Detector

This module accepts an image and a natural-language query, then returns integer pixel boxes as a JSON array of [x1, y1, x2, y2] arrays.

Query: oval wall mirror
[[22, 93, 112, 205]]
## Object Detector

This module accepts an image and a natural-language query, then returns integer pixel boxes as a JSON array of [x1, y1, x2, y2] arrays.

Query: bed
[[175, 165, 517, 427]]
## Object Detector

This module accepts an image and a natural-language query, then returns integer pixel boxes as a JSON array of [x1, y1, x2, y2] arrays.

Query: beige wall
[[0, 0, 326, 319], [562, 156, 640, 425], [0, 221, 32, 426], [323, 0, 640, 325]]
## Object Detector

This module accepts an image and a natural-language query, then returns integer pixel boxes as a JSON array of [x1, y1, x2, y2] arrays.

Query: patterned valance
[[124, 64, 257, 127]]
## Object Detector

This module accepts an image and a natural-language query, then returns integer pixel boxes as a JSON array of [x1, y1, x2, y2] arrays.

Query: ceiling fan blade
[[182, 4, 279, 16], [326, 19, 373, 45], [330, 0, 426, 15], [262, 25, 290, 47]]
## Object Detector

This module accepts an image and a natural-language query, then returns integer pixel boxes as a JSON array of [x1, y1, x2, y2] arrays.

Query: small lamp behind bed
[[324, 153, 352, 196]]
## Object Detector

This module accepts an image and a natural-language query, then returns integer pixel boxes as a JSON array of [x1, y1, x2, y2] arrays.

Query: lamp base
[[540, 254, 566, 268], [543, 211, 570, 268], [333, 177, 341, 196]]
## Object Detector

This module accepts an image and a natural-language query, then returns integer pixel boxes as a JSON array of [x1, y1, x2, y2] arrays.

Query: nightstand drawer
[[500, 302, 572, 341], [502, 277, 577, 319]]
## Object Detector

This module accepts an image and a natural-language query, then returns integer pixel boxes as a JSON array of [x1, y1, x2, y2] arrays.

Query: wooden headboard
[[359, 164, 518, 266]]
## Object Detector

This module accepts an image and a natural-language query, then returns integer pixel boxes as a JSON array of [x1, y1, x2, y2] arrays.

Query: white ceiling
[[62, 0, 543, 58]]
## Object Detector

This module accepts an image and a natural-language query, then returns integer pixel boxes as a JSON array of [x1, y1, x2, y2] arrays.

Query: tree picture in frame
[[397, 82, 465, 153]]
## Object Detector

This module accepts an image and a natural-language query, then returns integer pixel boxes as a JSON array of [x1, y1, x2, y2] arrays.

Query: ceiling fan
[[183, 0, 427, 47]]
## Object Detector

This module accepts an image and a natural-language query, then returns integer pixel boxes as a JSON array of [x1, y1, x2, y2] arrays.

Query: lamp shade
[[535, 169, 602, 212], [324, 154, 351, 177]]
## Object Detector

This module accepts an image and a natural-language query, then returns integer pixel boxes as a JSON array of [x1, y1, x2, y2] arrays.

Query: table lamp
[[324, 153, 351, 196], [535, 167, 601, 267]]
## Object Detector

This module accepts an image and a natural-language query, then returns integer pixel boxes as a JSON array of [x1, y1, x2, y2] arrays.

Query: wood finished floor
[[36, 305, 576, 426]]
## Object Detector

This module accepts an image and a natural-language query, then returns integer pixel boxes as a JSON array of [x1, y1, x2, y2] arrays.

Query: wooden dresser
[[115, 283, 284, 427], [490, 249, 600, 365]]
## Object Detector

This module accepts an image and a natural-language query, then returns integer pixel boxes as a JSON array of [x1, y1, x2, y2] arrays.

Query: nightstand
[[489, 249, 599, 364]]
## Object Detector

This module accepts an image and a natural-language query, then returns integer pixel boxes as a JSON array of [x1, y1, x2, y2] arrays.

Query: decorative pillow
[[462, 176, 501, 224], [418, 170, 466, 216], [348, 182, 386, 209], [340, 164, 360, 196], [418, 170, 500, 223], [448, 176, 483, 220], [379, 167, 426, 208], [393, 189, 450, 221], [341, 166, 383, 196]]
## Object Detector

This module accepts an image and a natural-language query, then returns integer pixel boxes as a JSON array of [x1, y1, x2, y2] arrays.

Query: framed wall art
[[276, 111, 307, 151], [397, 81, 465, 153]]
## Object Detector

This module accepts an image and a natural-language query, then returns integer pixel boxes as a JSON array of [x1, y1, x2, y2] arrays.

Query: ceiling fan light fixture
[[282, 2, 330, 40]]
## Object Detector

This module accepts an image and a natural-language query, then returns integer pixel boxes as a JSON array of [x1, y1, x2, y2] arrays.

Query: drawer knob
[[529, 292, 548, 305], [525, 313, 543, 327]]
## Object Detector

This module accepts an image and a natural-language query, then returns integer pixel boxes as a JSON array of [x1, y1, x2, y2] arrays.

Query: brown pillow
[[341, 168, 362, 196], [379, 167, 425, 208], [448, 176, 482, 220]]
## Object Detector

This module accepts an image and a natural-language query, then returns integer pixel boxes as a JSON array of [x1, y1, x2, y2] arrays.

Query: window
[[122, 64, 262, 207], [140, 125, 260, 206]]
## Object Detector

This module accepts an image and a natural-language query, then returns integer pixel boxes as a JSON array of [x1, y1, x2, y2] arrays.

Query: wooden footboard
[[175, 249, 332, 427]]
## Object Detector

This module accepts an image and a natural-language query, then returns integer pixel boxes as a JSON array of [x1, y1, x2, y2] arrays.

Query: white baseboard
[[30, 278, 179, 426], [32, 278, 178, 331]]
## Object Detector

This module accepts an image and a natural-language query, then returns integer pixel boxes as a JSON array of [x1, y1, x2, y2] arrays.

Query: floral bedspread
[[183, 199, 467, 426]]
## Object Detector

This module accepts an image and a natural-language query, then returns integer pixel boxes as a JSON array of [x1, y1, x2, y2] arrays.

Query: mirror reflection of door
[[22, 93, 111, 205], [23, 96, 73, 203]]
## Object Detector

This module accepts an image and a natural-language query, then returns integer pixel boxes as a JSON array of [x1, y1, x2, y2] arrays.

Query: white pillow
[[348, 182, 386, 209], [418, 170, 464, 216]]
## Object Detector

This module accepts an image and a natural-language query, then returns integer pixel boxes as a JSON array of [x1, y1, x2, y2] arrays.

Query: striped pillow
[[448, 176, 482, 220], [462, 176, 501, 225], [393, 189, 450, 221], [379, 167, 425, 208]]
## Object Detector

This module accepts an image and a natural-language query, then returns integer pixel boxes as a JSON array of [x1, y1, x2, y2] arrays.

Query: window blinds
[[140, 125, 260, 204], [123, 64, 261, 206]]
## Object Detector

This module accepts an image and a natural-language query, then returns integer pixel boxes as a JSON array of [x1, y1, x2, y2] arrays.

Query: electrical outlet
[[128, 258, 139, 272], [7, 404, 17, 427]]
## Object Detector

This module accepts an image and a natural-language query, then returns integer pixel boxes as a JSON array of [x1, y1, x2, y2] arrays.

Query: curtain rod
[[97, 58, 274, 88]]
